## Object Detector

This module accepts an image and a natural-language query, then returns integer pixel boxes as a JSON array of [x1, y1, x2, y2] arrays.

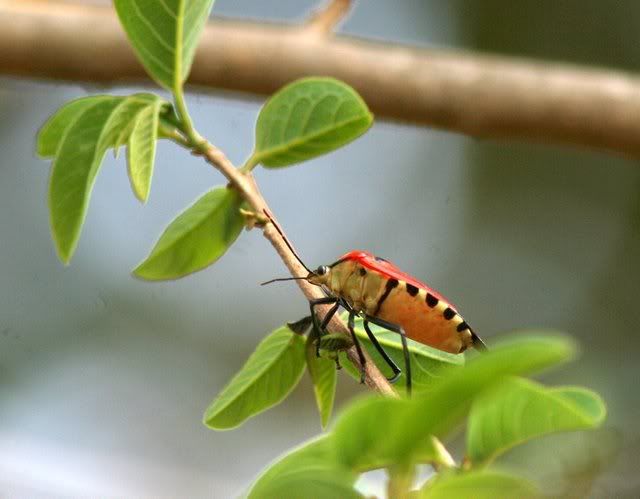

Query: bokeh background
[[1, 0, 640, 496]]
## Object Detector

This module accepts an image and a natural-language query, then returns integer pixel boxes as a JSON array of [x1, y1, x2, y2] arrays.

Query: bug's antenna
[[261, 276, 309, 286], [263, 209, 311, 274]]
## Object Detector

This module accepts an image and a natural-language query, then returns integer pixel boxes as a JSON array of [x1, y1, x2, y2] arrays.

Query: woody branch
[[186, 143, 397, 397], [4, 1, 640, 157]]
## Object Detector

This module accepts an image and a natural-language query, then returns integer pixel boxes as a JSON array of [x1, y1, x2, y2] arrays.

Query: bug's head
[[307, 265, 330, 286]]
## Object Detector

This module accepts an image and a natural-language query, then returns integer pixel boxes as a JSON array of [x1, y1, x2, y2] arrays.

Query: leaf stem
[[239, 154, 260, 173], [387, 464, 415, 499], [159, 120, 190, 147], [173, 88, 202, 148]]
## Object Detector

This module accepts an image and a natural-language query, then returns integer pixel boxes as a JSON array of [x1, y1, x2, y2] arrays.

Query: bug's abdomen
[[375, 280, 473, 354]]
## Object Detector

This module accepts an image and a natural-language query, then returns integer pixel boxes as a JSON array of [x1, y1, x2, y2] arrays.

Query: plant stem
[[158, 121, 189, 147], [173, 88, 202, 147], [387, 464, 415, 499], [239, 155, 260, 173], [168, 128, 396, 396]]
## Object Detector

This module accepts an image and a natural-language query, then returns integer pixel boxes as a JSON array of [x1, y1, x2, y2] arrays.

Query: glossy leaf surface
[[306, 335, 337, 429], [250, 78, 373, 168], [393, 334, 576, 464], [467, 377, 606, 465], [114, 0, 214, 90], [204, 326, 306, 430], [331, 396, 437, 472], [134, 187, 244, 280], [248, 437, 360, 499], [420, 470, 539, 499], [126, 100, 162, 202], [44, 94, 162, 262], [37, 97, 110, 158]]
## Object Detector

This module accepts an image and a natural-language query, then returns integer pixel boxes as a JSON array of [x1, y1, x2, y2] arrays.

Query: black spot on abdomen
[[405, 283, 419, 296], [426, 293, 439, 308]]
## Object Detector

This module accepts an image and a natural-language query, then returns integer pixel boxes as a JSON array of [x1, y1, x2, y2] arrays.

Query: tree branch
[[189, 143, 396, 397], [4, 1, 640, 157]]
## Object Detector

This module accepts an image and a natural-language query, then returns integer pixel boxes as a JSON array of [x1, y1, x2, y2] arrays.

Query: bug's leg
[[319, 302, 340, 331], [365, 315, 412, 396], [363, 320, 402, 384], [309, 297, 339, 357], [309, 297, 338, 331], [317, 301, 340, 357], [347, 309, 367, 384]]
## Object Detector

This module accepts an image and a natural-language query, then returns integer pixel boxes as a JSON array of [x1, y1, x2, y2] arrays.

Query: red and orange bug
[[263, 215, 486, 395]]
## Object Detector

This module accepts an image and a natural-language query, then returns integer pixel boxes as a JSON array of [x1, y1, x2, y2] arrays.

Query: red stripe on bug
[[338, 250, 453, 307]]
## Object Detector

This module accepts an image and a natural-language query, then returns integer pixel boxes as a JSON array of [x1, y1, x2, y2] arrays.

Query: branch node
[[239, 207, 268, 230], [304, 0, 353, 37]]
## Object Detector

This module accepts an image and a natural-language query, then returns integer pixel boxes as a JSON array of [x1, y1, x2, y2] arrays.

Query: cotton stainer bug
[[262, 215, 487, 395]]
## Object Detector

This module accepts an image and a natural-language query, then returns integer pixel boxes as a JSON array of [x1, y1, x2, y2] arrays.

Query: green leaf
[[339, 317, 464, 395], [249, 469, 362, 499], [134, 186, 244, 280], [127, 99, 162, 202], [372, 334, 576, 465], [37, 97, 110, 158], [248, 77, 373, 168], [46, 94, 162, 263], [204, 326, 306, 430], [114, 0, 214, 91], [467, 377, 606, 466], [250, 437, 334, 491], [306, 335, 337, 429], [318, 332, 354, 352], [496, 429, 621, 499], [331, 396, 442, 472], [248, 437, 360, 499], [420, 470, 540, 499]]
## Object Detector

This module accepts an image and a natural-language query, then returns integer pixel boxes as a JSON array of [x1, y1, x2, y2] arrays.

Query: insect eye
[[316, 265, 329, 276]]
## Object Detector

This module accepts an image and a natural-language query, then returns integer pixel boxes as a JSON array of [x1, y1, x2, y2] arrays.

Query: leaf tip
[[53, 241, 74, 266], [202, 411, 217, 430], [364, 110, 374, 126], [320, 417, 330, 431], [58, 253, 72, 266], [201, 408, 238, 432], [35, 139, 48, 159], [131, 263, 153, 281], [132, 187, 149, 204], [36, 121, 54, 159], [49, 211, 76, 266]]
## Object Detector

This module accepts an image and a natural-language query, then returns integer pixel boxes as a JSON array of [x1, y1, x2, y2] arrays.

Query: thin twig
[[304, 0, 352, 36], [191, 143, 397, 397], [5, 1, 640, 157]]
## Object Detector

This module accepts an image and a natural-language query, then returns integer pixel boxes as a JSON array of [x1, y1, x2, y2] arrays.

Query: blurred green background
[[1, 0, 639, 496]]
